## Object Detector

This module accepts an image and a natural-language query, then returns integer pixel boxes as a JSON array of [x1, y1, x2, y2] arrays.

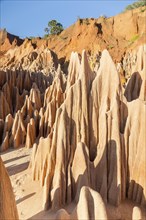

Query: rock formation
[[0, 61, 66, 151], [0, 29, 24, 56], [0, 15, 145, 218], [29, 45, 146, 213], [55, 187, 107, 220], [0, 156, 19, 219]]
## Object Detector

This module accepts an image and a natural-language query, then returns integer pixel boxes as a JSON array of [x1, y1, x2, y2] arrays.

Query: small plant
[[141, 7, 146, 12], [124, 0, 146, 11], [99, 14, 107, 19], [43, 34, 49, 39], [108, 45, 114, 49], [59, 36, 68, 40], [129, 34, 139, 44], [84, 18, 90, 25], [28, 36, 35, 39]]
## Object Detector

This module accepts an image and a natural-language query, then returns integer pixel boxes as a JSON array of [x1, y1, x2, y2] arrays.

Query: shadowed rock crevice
[[124, 72, 142, 102]]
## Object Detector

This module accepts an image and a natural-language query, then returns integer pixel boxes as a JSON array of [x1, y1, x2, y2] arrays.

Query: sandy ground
[[1, 147, 48, 219], [1, 147, 146, 220]]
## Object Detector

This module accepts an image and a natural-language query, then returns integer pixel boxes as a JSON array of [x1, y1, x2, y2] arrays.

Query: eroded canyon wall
[[0, 41, 145, 218], [29, 46, 145, 211]]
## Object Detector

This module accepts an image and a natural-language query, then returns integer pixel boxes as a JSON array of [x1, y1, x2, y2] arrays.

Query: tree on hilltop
[[44, 20, 64, 36]]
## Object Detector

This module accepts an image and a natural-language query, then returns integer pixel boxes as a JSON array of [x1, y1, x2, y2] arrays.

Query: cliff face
[[0, 6, 146, 63]]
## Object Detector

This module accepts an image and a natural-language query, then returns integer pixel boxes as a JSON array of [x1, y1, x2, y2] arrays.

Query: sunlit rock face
[[31, 46, 145, 212], [0, 41, 145, 219], [0, 156, 19, 220]]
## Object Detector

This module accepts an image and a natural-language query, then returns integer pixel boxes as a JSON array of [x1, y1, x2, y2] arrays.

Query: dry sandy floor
[[1, 147, 146, 220], [1, 147, 68, 219]]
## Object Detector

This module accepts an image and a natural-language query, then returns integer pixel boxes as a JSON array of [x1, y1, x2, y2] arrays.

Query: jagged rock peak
[[29, 46, 146, 212]]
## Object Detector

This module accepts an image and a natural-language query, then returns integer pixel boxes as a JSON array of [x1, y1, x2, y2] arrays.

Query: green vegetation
[[43, 34, 49, 39], [44, 20, 64, 37], [99, 15, 107, 19], [59, 36, 68, 40], [140, 7, 146, 11], [129, 34, 139, 43], [108, 45, 114, 49], [124, 0, 146, 11]]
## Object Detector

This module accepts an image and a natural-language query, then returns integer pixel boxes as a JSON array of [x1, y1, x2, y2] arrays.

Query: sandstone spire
[[0, 156, 19, 220]]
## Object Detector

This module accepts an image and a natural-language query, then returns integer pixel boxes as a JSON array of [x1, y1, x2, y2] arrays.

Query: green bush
[[141, 7, 146, 11], [28, 36, 35, 39], [108, 45, 114, 49], [43, 34, 49, 39], [129, 34, 139, 43], [124, 0, 146, 11]]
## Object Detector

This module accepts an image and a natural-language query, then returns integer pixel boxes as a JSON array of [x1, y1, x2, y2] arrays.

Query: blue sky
[[0, 0, 136, 38]]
